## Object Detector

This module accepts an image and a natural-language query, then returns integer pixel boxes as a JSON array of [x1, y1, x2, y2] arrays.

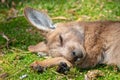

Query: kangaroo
[[24, 7, 120, 73]]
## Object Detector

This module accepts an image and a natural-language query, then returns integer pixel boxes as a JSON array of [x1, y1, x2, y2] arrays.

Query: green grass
[[0, 0, 120, 80]]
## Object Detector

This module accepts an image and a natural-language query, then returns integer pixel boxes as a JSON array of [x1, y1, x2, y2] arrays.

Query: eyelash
[[59, 35, 63, 46]]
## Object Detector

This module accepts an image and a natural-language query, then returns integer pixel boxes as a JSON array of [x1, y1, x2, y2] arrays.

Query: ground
[[0, 0, 120, 80]]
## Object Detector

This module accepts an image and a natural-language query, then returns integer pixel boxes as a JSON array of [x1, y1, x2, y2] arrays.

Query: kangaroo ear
[[24, 7, 56, 32]]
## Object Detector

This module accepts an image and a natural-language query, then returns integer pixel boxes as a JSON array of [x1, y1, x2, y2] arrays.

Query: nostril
[[72, 51, 76, 56], [72, 50, 84, 59]]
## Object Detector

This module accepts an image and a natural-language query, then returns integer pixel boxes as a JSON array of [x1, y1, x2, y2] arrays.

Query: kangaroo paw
[[56, 62, 70, 74], [30, 62, 45, 73]]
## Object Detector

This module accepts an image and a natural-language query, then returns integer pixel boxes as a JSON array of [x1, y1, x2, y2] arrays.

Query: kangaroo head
[[24, 7, 86, 63]]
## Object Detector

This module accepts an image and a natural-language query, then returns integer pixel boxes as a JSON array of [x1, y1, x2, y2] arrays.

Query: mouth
[[73, 57, 81, 62]]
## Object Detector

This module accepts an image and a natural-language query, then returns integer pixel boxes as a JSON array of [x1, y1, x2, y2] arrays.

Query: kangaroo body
[[24, 7, 120, 70]]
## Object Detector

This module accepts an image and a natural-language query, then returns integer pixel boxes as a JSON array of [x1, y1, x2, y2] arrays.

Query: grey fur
[[24, 7, 55, 31]]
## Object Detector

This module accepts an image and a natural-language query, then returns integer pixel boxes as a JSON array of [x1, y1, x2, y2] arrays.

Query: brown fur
[[24, 7, 120, 69], [29, 21, 120, 69]]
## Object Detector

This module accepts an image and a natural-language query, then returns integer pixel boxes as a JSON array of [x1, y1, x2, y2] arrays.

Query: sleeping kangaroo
[[24, 7, 120, 73]]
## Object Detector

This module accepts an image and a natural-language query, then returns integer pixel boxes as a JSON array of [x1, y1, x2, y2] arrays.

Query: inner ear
[[24, 7, 56, 32]]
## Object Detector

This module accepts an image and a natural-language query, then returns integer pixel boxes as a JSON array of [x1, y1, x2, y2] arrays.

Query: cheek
[[58, 48, 73, 61], [48, 47, 67, 57], [49, 47, 73, 61], [48, 49, 61, 57]]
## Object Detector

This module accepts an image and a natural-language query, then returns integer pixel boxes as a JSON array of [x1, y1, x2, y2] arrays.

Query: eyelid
[[59, 35, 63, 46]]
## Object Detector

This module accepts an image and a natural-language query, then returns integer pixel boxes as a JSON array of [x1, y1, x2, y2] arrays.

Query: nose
[[72, 50, 83, 61], [72, 50, 83, 58]]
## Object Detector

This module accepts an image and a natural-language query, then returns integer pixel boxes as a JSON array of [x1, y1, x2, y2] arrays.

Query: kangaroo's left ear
[[24, 7, 56, 32]]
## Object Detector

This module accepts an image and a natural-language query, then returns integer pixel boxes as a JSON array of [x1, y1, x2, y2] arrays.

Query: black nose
[[72, 51, 76, 56], [72, 51, 83, 58]]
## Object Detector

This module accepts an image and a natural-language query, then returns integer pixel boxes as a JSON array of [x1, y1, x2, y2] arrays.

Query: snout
[[72, 50, 83, 61], [71, 49, 86, 62]]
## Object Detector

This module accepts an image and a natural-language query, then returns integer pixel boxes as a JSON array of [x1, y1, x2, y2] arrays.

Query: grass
[[0, 0, 120, 80]]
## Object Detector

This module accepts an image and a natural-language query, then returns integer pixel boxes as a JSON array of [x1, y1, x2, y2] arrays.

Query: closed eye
[[59, 35, 63, 46]]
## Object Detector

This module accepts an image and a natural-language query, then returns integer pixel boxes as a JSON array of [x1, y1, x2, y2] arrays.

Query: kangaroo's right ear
[[24, 7, 56, 32]]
